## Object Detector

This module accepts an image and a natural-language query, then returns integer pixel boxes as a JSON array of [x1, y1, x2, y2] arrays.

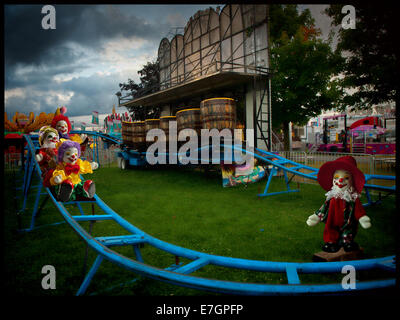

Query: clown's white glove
[[306, 214, 320, 227], [35, 153, 43, 162], [359, 215, 371, 229], [91, 162, 99, 170], [80, 134, 87, 142], [53, 175, 63, 185]]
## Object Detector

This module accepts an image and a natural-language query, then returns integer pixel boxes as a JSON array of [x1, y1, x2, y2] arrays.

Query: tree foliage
[[269, 5, 344, 149], [269, 4, 315, 44], [325, 4, 398, 111], [118, 61, 161, 120]]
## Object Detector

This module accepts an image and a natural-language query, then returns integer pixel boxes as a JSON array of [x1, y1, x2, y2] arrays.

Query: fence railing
[[81, 138, 120, 167], [4, 143, 395, 181], [271, 150, 396, 186], [4, 153, 22, 171]]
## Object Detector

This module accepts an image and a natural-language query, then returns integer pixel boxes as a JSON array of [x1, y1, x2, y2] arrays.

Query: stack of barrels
[[121, 97, 237, 150], [176, 98, 237, 145]]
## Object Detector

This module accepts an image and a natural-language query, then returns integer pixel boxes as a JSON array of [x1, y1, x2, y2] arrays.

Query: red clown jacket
[[315, 197, 366, 243]]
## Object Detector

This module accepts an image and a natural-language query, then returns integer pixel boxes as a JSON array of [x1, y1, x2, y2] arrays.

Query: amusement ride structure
[[12, 132, 396, 296], [5, 4, 396, 296]]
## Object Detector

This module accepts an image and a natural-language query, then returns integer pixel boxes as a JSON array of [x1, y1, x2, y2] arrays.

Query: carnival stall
[[318, 115, 395, 155]]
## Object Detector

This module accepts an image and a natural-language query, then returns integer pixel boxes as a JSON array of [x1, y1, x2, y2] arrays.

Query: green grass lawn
[[4, 164, 396, 296]]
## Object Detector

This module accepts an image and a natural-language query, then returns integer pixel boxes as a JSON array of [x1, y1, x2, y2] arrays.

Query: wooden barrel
[[145, 119, 160, 145], [131, 121, 146, 150], [122, 121, 134, 146], [176, 108, 202, 141], [200, 98, 236, 131], [159, 116, 176, 144]]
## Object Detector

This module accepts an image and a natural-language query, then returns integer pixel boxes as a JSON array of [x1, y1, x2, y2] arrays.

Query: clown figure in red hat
[[49, 140, 98, 202], [51, 107, 87, 144], [306, 156, 371, 253]]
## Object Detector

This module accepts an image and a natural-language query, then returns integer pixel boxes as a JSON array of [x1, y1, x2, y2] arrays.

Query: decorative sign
[[221, 162, 267, 187]]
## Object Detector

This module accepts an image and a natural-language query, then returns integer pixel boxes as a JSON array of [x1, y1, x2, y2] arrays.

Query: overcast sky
[[4, 4, 335, 120]]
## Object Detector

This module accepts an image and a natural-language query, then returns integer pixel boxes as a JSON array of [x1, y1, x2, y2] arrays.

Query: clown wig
[[51, 114, 72, 133], [38, 125, 59, 146], [57, 140, 81, 163]]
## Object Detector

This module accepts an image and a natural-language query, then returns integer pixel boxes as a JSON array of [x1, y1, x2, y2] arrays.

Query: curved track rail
[[71, 130, 122, 145], [18, 134, 396, 295], [228, 145, 396, 201]]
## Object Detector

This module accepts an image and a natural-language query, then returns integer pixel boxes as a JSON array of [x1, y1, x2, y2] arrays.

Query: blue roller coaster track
[[15, 132, 396, 296]]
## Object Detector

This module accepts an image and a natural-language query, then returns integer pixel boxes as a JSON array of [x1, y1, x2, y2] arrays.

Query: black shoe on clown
[[58, 180, 74, 202], [343, 241, 359, 252], [83, 180, 96, 198], [322, 242, 340, 253]]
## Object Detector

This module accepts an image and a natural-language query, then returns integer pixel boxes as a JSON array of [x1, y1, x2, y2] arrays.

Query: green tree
[[325, 5, 398, 111], [118, 61, 160, 120], [269, 4, 315, 44], [270, 5, 344, 149]]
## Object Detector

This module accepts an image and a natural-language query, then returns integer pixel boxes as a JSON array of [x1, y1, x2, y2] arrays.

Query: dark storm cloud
[[4, 4, 166, 68], [5, 72, 119, 117], [5, 48, 89, 90], [3, 4, 220, 118]]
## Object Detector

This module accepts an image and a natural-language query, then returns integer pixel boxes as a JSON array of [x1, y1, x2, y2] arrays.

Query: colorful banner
[[92, 111, 99, 124], [113, 119, 122, 132]]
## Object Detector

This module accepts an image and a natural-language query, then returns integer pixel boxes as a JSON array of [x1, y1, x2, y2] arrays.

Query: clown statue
[[51, 107, 87, 144], [49, 140, 98, 202], [306, 156, 371, 253], [36, 126, 59, 170], [35, 126, 60, 187]]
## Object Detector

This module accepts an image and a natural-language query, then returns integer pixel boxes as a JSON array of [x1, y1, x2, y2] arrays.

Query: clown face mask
[[43, 132, 59, 148], [63, 147, 79, 165], [332, 170, 353, 192], [56, 120, 69, 135]]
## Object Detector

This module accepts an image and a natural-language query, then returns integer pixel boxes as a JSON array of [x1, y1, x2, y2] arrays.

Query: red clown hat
[[51, 114, 72, 133], [317, 156, 365, 194]]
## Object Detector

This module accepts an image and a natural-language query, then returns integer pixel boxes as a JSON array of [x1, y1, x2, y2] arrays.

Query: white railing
[[270, 151, 395, 185]]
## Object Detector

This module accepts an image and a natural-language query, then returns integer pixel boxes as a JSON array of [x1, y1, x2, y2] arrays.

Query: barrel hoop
[[176, 108, 201, 114], [201, 97, 234, 103]]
